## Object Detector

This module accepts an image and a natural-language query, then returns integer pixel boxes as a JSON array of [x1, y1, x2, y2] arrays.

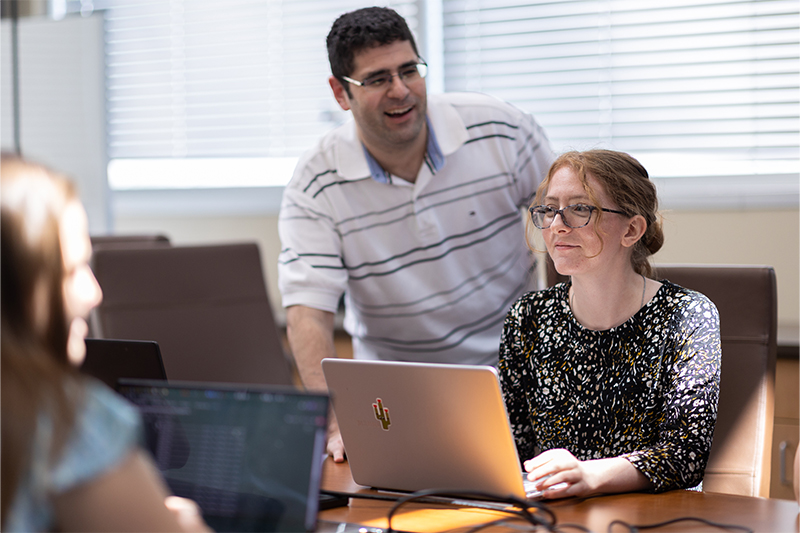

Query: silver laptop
[[322, 358, 542, 501]]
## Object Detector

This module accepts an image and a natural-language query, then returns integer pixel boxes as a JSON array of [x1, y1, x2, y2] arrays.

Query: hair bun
[[646, 216, 664, 255]]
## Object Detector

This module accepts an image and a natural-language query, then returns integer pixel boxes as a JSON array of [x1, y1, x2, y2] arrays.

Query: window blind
[[442, 0, 800, 180], [103, 0, 419, 187]]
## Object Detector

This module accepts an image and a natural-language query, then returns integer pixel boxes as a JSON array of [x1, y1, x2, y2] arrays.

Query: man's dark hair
[[327, 7, 419, 96]]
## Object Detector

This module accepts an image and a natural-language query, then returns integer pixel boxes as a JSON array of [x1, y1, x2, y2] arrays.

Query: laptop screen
[[117, 379, 329, 532]]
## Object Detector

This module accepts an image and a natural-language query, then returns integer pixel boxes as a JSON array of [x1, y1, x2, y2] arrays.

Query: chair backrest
[[87, 234, 171, 337], [654, 264, 777, 497], [91, 233, 171, 250], [91, 242, 295, 386]]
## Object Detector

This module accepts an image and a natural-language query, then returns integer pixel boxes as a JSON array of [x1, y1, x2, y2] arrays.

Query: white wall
[[0, 14, 109, 233]]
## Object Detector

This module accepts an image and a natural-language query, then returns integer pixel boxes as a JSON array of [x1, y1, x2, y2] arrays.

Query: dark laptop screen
[[118, 380, 328, 532]]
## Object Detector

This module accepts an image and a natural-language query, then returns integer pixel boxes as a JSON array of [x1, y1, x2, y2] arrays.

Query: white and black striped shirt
[[278, 92, 554, 364]]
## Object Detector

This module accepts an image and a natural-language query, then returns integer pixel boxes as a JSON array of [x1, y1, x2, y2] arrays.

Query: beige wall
[[116, 207, 800, 342], [653, 209, 799, 342]]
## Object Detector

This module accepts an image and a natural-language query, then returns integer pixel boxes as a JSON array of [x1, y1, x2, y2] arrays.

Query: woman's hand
[[524, 449, 591, 498], [524, 448, 652, 499]]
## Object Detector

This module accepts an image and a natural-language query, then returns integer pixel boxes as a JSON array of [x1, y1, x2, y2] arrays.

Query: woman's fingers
[[524, 449, 588, 498]]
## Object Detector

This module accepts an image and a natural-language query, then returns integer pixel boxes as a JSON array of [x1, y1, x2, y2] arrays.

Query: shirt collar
[[335, 94, 467, 181], [362, 116, 444, 184]]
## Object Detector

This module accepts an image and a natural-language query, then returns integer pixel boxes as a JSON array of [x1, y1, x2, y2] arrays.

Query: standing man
[[278, 6, 554, 461]]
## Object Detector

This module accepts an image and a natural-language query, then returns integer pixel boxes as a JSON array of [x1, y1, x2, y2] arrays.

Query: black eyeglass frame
[[341, 60, 428, 89], [528, 203, 629, 229]]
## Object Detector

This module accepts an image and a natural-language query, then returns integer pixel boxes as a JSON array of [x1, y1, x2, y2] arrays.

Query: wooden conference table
[[317, 458, 799, 533]]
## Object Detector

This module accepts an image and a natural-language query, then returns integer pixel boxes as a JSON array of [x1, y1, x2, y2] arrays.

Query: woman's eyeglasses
[[529, 203, 628, 229]]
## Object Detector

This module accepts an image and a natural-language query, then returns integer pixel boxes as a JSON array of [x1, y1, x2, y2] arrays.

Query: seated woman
[[498, 149, 721, 498], [1, 155, 209, 531]]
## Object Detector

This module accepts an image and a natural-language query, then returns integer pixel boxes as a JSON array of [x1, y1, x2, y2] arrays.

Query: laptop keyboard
[[522, 472, 543, 499], [522, 472, 568, 499]]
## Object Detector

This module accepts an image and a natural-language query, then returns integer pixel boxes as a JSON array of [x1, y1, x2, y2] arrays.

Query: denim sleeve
[[50, 380, 143, 492]]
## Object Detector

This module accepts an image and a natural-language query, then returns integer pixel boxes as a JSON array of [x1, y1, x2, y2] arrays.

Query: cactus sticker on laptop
[[373, 398, 391, 430]]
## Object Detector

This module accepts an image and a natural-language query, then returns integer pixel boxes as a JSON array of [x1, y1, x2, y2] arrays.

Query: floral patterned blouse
[[498, 280, 721, 493]]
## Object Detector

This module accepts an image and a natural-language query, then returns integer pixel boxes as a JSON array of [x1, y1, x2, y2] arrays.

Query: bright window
[[443, 0, 799, 184], [103, 0, 420, 189], [102, 0, 799, 209]]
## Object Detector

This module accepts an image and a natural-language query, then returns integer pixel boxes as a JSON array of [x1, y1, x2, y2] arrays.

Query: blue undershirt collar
[[362, 116, 444, 184]]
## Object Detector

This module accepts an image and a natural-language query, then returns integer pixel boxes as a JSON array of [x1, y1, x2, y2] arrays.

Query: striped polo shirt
[[278, 92, 554, 364]]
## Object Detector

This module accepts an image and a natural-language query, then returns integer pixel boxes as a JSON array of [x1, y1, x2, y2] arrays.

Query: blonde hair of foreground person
[[0, 154, 209, 532]]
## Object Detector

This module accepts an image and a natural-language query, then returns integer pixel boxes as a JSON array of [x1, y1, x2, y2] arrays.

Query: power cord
[[608, 517, 754, 533], [334, 489, 753, 533], [383, 488, 557, 533]]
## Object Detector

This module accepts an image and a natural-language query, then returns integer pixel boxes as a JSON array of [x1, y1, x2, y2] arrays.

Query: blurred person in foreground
[[1, 154, 209, 532], [499, 150, 721, 498], [278, 6, 554, 462]]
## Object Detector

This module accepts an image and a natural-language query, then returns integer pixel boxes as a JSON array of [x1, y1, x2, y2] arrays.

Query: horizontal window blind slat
[[533, 103, 798, 126], [444, 34, 797, 66]]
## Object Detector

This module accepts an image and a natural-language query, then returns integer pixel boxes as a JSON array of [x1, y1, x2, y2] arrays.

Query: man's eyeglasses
[[342, 61, 428, 91], [529, 203, 628, 229]]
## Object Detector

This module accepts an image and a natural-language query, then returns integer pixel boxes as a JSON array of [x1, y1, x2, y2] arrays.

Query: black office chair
[[91, 233, 171, 250]]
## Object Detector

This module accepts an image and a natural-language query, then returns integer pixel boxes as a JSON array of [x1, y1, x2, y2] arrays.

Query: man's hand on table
[[327, 423, 346, 462]]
